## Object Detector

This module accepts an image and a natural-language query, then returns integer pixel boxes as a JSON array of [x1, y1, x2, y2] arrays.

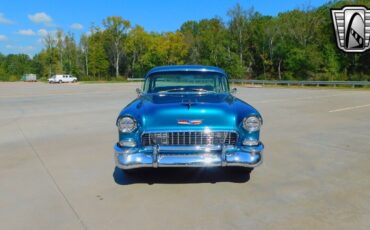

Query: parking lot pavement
[[0, 82, 369, 230]]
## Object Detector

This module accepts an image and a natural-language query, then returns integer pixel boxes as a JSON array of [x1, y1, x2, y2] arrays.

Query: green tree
[[180, 21, 201, 64], [125, 25, 151, 78], [80, 34, 89, 77], [103, 16, 131, 78], [42, 33, 60, 77], [88, 28, 110, 79], [64, 33, 79, 76]]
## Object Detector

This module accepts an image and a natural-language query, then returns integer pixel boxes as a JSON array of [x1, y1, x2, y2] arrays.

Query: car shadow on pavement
[[113, 167, 251, 185]]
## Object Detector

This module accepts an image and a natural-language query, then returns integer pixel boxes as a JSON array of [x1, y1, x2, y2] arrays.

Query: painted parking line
[[0, 90, 124, 99], [252, 93, 357, 104], [251, 99, 286, 104], [329, 104, 370, 113], [295, 93, 352, 100]]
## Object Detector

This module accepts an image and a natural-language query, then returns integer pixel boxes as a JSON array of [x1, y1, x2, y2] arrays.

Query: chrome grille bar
[[142, 131, 238, 146]]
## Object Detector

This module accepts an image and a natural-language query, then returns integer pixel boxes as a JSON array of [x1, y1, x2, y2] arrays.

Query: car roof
[[145, 65, 227, 77]]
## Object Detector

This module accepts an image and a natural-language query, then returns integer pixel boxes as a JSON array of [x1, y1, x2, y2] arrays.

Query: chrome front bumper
[[114, 143, 263, 169]]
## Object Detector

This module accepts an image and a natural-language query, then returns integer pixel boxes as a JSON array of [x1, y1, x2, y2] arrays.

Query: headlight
[[243, 116, 262, 132], [117, 116, 137, 133]]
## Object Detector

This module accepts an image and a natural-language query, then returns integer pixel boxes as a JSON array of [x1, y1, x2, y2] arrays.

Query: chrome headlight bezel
[[242, 116, 262, 132], [117, 116, 137, 133]]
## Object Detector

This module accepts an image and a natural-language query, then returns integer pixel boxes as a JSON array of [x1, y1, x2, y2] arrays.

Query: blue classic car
[[114, 65, 264, 172]]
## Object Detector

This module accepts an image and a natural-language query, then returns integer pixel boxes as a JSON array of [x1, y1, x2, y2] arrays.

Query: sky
[[0, 0, 329, 56]]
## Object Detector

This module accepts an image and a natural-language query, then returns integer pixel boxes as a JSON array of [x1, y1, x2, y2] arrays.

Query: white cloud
[[28, 12, 53, 26], [19, 45, 35, 53], [0, 13, 13, 24], [70, 23, 83, 30], [11, 45, 34, 52], [3, 44, 35, 55], [47, 29, 58, 37], [17, 29, 36, 36], [38, 29, 48, 36], [0, 34, 7, 41]]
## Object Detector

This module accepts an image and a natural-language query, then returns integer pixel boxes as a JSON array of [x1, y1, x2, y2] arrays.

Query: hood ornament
[[182, 98, 197, 109]]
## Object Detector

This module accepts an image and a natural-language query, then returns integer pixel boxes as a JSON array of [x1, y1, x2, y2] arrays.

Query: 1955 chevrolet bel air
[[114, 65, 264, 172]]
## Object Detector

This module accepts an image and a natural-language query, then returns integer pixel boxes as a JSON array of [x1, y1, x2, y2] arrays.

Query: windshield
[[143, 71, 229, 94]]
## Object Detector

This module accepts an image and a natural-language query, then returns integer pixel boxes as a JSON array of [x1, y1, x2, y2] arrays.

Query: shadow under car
[[113, 167, 252, 185]]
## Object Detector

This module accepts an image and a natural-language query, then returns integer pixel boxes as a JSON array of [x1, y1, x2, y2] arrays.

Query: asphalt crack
[[16, 122, 88, 230]]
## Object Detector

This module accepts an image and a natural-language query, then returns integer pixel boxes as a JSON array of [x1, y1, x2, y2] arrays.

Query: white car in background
[[48, 74, 78, 83]]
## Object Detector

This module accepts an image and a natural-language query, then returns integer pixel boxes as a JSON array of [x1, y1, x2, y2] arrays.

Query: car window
[[144, 71, 229, 93]]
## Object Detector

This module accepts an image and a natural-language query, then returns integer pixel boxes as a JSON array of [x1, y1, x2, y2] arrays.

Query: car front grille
[[141, 131, 237, 146]]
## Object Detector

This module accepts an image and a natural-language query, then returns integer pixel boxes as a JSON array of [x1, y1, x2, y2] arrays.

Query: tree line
[[0, 0, 369, 82]]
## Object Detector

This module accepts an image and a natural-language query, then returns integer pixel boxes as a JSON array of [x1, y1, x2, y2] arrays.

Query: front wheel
[[59, 80, 62, 84]]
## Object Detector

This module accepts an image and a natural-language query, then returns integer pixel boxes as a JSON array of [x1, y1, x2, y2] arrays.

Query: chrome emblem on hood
[[177, 120, 202, 125]]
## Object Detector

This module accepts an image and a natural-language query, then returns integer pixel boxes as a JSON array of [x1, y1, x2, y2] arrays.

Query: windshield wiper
[[158, 88, 185, 93], [189, 88, 214, 93], [157, 88, 215, 93]]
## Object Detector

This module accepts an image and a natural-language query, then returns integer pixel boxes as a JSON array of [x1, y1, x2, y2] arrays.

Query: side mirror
[[231, 88, 237, 95], [136, 88, 143, 96]]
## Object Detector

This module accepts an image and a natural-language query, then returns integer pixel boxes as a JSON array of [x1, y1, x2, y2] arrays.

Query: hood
[[120, 93, 259, 131]]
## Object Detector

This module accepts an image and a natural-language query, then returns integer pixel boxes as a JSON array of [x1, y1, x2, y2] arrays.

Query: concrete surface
[[0, 82, 369, 230]]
